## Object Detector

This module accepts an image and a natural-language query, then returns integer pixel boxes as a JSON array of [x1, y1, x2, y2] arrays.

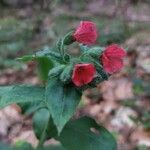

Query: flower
[[72, 63, 96, 87], [73, 21, 97, 45], [101, 44, 126, 74]]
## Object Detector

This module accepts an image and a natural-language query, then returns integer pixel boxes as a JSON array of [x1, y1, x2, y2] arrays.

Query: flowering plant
[[0, 21, 126, 150]]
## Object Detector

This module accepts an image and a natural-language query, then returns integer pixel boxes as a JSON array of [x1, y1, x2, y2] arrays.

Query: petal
[[73, 21, 97, 45], [102, 54, 124, 74], [72, 64, 96, 87], [104, 44, 126, 58], [74, 32, 97, 45]]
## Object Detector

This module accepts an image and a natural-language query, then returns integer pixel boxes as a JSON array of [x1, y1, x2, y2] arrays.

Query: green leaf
[[17, 55, 33, 62], [33, 108, 58, 141], [0, 85, 45, 108], [45, 78, 81, 134], [43, 144, 66, 150], [47, 117, 58, 139], [33, 108, 50, 140], [58, 117, 117, 150], [18, 100, 45, 115], [35, 47, 62, 61], [17, 47, 62, 63], [37, 57, 54, 81], [13, 141, 33, 150]]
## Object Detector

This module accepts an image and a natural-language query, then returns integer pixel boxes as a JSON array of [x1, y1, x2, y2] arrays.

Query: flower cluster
[[71, 21, 126, 87]]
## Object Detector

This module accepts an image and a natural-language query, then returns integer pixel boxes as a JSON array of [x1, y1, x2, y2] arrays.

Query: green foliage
[[33, 108, 50, 140], [80, 53, 109, 84], [18, 100, 44, 115], [81, 45, 104, 59], [58, 117, 117, 150], [0, 21, 118, 150], [43, 144, 66, 150], [45, 77, 81, 134], [35, 47, 62, 62], [29, 108, 58, 147], [0, 141, 33, 150], [13, 141, 33, 150], [0, 85, 45, 108], [63, 31, 75, 45], [18, 47, 62, 64], [37, 57, 54, 81]]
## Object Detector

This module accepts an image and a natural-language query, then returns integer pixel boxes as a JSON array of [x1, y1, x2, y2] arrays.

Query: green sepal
[[63, 31, 75, 45], [80, 45, 104, 59], [63, 54, 70, 62], [89, 75, 104, 87], [60, 64, 73, 83], [57, 38, 65, 57], [48, 65, 65, 78], [85, 46, 104, 59], [80, 54, 109, 81], [79, 44, 90, 53]]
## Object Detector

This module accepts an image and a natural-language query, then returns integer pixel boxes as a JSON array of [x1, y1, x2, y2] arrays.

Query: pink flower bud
[[73, 21, 98, 45], [101, 44, 126, 74]]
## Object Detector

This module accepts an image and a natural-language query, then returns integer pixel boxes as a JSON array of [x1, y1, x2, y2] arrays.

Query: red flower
[[101, 44, 126, 74], [73, 21, 97, 45], [72, 64, 96, 87]]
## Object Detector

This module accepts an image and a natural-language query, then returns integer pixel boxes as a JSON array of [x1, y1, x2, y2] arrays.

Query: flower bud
[[73, 21, 97, 45], [101, 44, 126, 74]]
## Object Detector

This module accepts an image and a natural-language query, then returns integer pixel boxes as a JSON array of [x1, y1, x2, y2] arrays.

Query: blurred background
[[0, 0, 150, 149]]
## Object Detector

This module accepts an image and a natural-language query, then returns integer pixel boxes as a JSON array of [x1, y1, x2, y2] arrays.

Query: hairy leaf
[[58, 117, 117, 150], [45, 78, 81, 134], [0, 85, 45, 108], [33, 108, 50, 140]]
